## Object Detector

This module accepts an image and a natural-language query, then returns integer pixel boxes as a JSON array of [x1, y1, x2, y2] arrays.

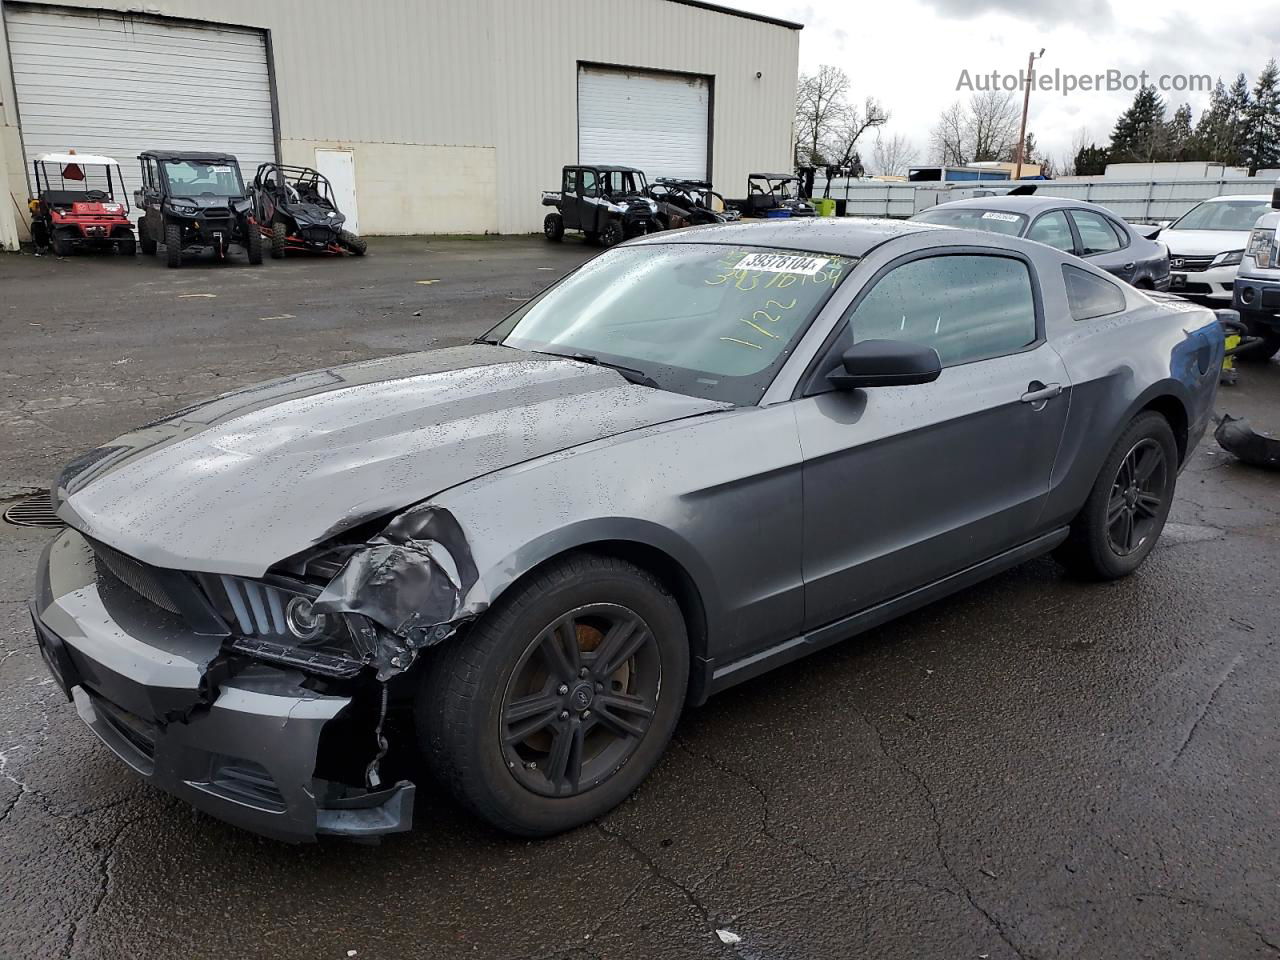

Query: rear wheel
[[418, 554, 688, 836], [270, 222, 287, 259], [543, 213, 564, 242], [164, 223, 183, 268], [139, 217, 157, 256], [338, 229, 367, 256], [600, 221, 625, 247], [1055, 412, 1177, 580], [246, 223, 263, 265]]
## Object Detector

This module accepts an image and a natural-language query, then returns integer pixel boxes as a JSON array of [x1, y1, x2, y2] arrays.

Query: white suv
[[1162, 194, 1274, 301]]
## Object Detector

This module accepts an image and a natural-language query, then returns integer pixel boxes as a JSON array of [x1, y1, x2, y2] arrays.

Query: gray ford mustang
[[31, 219, 1223, 842]]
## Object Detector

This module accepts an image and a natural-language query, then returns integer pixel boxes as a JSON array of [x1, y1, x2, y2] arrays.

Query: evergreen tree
[[1109, 87, 1168, 162], [1225, 72, 1252, 166], [1165, 103, 1194, 160], [1074, 143, 1109, 176], [1243, 59, 1280, 175], [1193, 80, 1232, 160]]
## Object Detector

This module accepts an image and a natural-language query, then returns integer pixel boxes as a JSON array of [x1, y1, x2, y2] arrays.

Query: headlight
[[1246, 229, 1276, 268], [168, 199, 198, 215], [1211, 249, 1244, 267]]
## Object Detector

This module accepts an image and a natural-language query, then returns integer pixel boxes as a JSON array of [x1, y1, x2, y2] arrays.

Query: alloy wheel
[[1106, 437, 1168, 556], [500, 603, 661, 798]]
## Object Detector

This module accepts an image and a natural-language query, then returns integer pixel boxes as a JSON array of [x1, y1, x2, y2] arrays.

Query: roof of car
[[139, 150, 240, 163], [627, 217, 940, 257], [35, 152, 119, 166], [1199, 194, 1271, 202], [919, 194, 1119, 217], [577, 164, 644, 174]]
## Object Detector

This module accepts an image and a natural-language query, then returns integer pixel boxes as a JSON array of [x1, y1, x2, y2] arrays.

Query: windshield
[[485, 244, 856, 405], [599, 171, 646, 196], [753, 178, 799, 200], [162, 159, 244, 197], [1169, 199, 1271, 232], [913, 207, 1028, 236]]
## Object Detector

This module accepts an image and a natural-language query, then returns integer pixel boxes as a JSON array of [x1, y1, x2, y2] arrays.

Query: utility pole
[[1014, 48, 1045, 180]]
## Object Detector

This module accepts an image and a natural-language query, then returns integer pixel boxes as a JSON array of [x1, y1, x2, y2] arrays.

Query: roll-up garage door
[[5, 6, 277, 198], [578, 65, 709, 182]]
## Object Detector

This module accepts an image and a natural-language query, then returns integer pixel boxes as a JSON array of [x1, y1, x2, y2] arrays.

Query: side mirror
[[827, 339, 942, 390]]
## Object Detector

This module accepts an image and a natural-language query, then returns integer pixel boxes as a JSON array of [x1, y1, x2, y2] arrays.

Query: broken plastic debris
[[1215, 414, 1280, 470], [716, 929, 742, 945]]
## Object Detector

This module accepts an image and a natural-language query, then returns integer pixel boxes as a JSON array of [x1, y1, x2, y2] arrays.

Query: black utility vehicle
[[542, 165, 660, 246], [730, 173, 817, 219], [136, 151, 262, 268], [251, 163, 366, 258], [646, 178, 740, 229]]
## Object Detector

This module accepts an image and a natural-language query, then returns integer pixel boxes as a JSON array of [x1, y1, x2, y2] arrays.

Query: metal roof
[[663, 0, 803, 29], [34, 153, 119, 166], [139, 150, 240, 163]]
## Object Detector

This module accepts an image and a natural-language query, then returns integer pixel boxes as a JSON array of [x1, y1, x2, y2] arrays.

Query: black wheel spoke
[[545, 720, 584, 793], [1122, 510, 1136, 551], [1133, 446, 1159, 483], [539, 616, 581, 682], [591, 617, 649, 678], [1106, 494, 1127, 526], [594, 693, 654, 739], [503, 692, 561, 744], [1135, 492, 1162, 518]]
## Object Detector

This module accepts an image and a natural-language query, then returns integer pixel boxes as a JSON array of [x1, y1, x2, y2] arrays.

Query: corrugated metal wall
[[0, 0, 799, 238]]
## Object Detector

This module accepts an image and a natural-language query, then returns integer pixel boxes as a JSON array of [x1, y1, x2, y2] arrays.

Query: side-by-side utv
[[29, 152, 136, 256], [251, 163, 366, 257], [542, 165, 660, 246], [135, 151, 261, 268], [646, 178, 741, 229], [728, 173, 817, 219]]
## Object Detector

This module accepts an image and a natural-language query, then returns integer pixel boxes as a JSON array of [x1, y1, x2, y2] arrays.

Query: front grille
[[301, 226, 332, 244], [1173, 256, 1214, 273], [199, 206, 231, 219], [213, 575, 293, 637], [93, 694, 158, 761], [91, 540, 180, 614]]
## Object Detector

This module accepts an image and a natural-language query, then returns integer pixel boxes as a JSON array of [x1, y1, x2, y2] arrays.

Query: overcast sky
[[720, 0, 1280, 165]]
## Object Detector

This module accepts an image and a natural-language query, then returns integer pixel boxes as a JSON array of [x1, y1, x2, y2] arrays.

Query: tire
[[139, 217, 157, 256], [418, 553, 689, 837], [1055, 411, 1178, 580], [116, 234, 136, 257], [245, 223, 263, 265], [164, 223, 183, 268], [600, 221, 625, 248], [543, 212, 564, 242], [338, 229, 367, 256], [51, 233, 73, 258], [1237, 319, 1280, 362], [583, 231, 599, 245], [270, 222, 287, 259]]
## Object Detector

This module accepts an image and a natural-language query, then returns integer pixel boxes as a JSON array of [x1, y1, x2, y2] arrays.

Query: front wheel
[[164, 222, 183, 268], [116, 234, 136, 257], [1237, 318, 1280, 362], [1055, 412, 1177, 580], [599, 221, 625, 247], [51, 232, 73, 257], [338, 229, 367, 256], [139, 217, 157, 256], [245, 223, 263, 264], [270, 222, 287, 259], [418, 554, 688, 836]]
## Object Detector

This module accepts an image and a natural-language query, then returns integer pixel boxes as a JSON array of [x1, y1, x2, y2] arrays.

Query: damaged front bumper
[[31, 530, 414, 843]]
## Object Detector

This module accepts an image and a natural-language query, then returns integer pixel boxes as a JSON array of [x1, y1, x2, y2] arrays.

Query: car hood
[[1163, 228, 1250, 257], [284, 201, 343, 226], [56, 344, 729, 576]]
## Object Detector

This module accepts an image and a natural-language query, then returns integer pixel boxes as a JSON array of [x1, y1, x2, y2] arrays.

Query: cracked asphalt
[[2, 237, 1278, 960]]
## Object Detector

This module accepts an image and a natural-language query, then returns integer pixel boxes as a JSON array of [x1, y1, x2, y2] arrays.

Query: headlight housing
[[1246, 228, 1276, 269], [202, 574, 376, 677], [1211, 249, 1244, 267], [168, 199, 199, 215]]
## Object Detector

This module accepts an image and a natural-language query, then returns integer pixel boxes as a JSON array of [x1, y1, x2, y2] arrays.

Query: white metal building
[[0, 0, 801, 248]]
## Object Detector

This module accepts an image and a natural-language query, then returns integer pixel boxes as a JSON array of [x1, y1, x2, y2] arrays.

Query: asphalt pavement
[[1, 237, 1277, 960]]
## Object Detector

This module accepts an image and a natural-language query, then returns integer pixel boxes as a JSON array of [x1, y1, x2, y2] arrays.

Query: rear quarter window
[[1063, 264, 1127, 320]]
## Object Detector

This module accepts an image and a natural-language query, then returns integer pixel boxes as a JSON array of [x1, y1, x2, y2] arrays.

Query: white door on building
[[577, 66, 710, 182], [315, 150, 359, 235], [4, 7, 277, 204]]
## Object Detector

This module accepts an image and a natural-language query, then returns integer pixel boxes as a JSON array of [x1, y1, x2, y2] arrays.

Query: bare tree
[[794, 66, 851, 167], [930, 92, 1020, 165], [870, 132, 919, 176], [1056, 127, 1093, 177], [827, 97, 888, 170]]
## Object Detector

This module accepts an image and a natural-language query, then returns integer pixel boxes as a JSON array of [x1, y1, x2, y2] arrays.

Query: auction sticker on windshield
[[735, 252, 831, 276], [981, 212, 1021, 223]]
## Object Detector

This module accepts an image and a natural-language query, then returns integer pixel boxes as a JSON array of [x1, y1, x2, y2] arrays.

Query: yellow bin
[[814, 197, 837, 217]]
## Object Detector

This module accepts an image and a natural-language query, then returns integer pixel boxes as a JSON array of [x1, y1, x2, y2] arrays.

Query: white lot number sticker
[[736, 252, 831, 276], [981, 211, 1021, 223]]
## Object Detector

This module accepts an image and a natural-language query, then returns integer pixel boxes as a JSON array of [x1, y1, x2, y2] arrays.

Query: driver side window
[[580, 170, 597, 196], [842, 254, 1038, 366]]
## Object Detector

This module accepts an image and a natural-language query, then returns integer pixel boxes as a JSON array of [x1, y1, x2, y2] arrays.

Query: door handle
[[1020, 382, 1062, 404], [1124, 262, 1136, 270]]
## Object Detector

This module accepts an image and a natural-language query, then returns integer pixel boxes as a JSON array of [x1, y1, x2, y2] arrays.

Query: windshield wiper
[[542, 351, 661, 388]]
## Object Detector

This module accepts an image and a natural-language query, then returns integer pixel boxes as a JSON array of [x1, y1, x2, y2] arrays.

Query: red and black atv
[[28, 152, 136, 257], [251, 163, 366, 257]]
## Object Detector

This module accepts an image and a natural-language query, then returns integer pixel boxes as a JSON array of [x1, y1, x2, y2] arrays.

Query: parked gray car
[[31, 219, 1223, 842], [913, 194, 1171, 290]]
